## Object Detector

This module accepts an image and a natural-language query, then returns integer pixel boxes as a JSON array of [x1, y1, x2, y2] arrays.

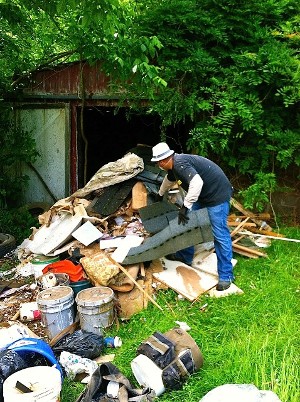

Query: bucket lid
[[37, 285, 74, 306], [32, 255, 59, 264], [76, 286, 114, 307], [131, 354, 165, 396]]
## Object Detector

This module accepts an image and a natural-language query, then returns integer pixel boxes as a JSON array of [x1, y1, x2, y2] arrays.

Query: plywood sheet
[[153, 258, 218, 301]]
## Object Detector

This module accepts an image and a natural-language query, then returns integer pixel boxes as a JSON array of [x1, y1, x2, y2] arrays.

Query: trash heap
[[0, 146, 284, 402]]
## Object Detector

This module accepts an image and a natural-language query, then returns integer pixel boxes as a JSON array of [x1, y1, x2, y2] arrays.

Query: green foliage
[[133, 0, 300, 186], [0, 0, 299, 200], [0, 206, 38, 245], [239, 172, 277, 212], [0, 104, 39, 207]]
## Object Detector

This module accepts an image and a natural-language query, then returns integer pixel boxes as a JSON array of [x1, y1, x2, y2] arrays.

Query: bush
[[0, 207, 38, 245]]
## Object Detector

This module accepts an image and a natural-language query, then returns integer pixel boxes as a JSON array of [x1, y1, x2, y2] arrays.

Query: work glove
[[178, 205, 189, 225], [154, 193, 164, 202]]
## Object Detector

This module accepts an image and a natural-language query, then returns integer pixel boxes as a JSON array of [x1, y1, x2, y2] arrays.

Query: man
[[151, 142, 234, 291]]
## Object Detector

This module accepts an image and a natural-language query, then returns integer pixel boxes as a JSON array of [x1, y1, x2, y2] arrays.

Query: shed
[[10, 61, 190, 205]]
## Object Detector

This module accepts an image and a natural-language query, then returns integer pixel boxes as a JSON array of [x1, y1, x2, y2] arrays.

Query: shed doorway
[[77, 106, 191, 188]]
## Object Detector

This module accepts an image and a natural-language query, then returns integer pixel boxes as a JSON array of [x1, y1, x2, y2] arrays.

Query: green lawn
[[61, 227, 300, 402]]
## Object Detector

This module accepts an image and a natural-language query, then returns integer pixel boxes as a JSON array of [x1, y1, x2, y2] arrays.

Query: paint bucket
[[131, 354, 165, 396], [3, 366, 61, 402], [75, 286, 115, 336], [31, 255, 60, 280], [37, 286, 75, 340]]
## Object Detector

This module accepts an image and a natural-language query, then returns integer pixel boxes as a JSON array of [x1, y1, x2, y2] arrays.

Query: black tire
[[0, 233, 16, 258]]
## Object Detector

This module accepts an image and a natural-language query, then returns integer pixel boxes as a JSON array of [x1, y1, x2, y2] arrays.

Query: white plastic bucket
[[31, 255, 60, 280], [3, 366, 61, 402], [75, 286, 115, 335], [37, 286, 75, 340], [131, 354, 165, 396]]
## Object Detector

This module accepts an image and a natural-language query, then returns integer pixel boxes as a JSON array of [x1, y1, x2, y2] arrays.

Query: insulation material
[[80, 253, 120, 286], [69, 153, 144, 199]]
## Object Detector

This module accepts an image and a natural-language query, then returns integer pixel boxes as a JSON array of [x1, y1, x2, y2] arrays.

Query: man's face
[[157, 156, 173, 171]]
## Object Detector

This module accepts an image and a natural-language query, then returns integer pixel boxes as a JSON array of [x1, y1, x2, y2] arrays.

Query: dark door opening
[[77, 106, 191, 187]]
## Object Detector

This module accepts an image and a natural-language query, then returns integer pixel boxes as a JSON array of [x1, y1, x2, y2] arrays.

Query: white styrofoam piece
[[111, 235, 144, 263], [99, 237, 125, 249], [71, 220, 103, 246], [28, 212, 83, 255]]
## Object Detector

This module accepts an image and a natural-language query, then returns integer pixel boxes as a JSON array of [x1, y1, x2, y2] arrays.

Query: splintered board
[[153, 258, 218, 301]]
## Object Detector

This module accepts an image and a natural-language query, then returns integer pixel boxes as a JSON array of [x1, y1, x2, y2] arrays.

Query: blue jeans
[[175, 201, 234, 281]]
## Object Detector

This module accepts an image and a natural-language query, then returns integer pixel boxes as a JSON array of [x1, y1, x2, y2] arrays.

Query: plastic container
[[7, 337, 63, 377], [76, 286, 115, 336], [39, 273, 70, 289], [131, 354, 165, 396], [104, 336, 122, 348], [37, 286, 75, 340], [31, 255, 60, 280], [69, 279, 92, 298], [19, 302, 41, 321], [3, 366, 61, 402]]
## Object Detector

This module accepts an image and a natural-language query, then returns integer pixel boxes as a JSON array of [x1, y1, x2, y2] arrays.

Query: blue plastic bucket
[[7, 337, 63, 377]]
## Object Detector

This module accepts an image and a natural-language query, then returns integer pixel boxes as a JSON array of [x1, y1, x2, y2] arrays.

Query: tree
[[1, 0, 299, 210], [131, 0, 300, 208]]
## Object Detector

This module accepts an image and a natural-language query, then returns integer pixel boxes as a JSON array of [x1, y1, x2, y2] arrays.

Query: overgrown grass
[[61, 227, 300, 402]]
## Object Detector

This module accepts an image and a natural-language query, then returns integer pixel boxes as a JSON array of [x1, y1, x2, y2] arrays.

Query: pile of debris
[[1, 147, 284, 321], [0, 146, 290, 401]]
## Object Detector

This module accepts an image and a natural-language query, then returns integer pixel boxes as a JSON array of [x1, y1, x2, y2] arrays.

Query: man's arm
[[183, 174, 203, 209]]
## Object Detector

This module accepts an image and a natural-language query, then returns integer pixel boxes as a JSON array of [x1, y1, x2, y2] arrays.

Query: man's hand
[[154, 193, 164, 202], [178, 205, 189, 225]]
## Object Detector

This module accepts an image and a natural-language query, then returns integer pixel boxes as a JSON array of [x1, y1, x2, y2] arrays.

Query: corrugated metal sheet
[[24, 61, 110, 96]]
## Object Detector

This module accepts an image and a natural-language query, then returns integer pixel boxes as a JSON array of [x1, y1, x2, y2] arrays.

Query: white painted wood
[[16, 105, 70, 204]]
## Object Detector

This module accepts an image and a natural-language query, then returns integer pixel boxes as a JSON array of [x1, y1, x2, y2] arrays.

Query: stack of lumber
[[228, 198, 283, 258]]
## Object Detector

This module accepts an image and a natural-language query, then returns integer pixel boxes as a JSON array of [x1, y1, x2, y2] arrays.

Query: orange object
[[42, 260, 84, 282]]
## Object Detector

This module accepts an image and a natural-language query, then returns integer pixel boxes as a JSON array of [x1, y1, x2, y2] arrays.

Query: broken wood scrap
[[243, 227, 284, 238], [230, 217, 250, 237], [231, 198, 273, 231], [106, 255, 163, 311], [228, 213, 271, 221], [232, 243, 267, 258], [227, 221, 256, 227]]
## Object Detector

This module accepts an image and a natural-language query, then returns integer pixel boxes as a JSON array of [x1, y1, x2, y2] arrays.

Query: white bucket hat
[[151, 142, 174, 162]]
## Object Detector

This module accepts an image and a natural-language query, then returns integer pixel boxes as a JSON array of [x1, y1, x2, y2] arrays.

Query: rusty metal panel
[[24, 62, 110, 96]]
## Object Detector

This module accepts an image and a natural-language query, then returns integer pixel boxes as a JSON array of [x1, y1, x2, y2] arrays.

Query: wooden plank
[[228, 221, 256, 227], [232, 243, 267, 257], [231, 198, 273, 231], [244, 227, 284, 238], [232, 246, 259, 258], [230, 217, 250, 237], [107, 255, 163, 311], [229, 213, 271, 221]]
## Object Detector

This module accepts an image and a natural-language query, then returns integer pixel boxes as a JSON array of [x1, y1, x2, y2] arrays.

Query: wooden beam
[[107, 255, 163, 311], [232, 243, 267, 257], [231, 198, 273, 231]]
